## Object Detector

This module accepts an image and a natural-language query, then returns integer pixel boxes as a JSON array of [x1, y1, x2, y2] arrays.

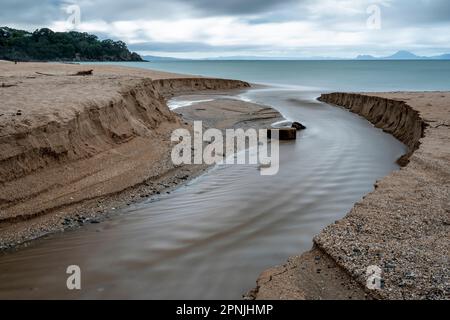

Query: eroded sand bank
[[0, 61, 281, 248], [251, 92, 449, 300]]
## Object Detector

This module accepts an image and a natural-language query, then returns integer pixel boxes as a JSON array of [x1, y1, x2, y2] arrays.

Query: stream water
[[0, 85, 406, 299]]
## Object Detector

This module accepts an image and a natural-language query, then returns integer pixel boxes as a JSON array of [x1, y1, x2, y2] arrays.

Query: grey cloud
[[76, 0, 186, 21], [0, 0, 62, 26], [1, 0, 450, 57], [71, 0, 300, 22], [9, 0, 299, 23], [185, 0, 298, 15], [3, 0, 450, 27], [385, 0, 450, 25]]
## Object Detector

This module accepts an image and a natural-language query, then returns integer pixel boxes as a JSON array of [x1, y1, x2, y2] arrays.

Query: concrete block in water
[[267, 128, 297, 140]]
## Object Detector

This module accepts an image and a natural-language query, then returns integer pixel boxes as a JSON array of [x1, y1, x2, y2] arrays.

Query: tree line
[[0, 27, 143, 62]]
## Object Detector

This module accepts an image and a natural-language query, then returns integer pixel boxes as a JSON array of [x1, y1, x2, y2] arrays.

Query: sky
[[2, 0, 450, 58]]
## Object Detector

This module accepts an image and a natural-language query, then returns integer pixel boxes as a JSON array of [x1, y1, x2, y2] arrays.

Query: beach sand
[[0, 61, 280, 248]]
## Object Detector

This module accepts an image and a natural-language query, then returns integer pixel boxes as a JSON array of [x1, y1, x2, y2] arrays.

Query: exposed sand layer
[[0, 61, 261, 248], [252, 92, 450, 300]]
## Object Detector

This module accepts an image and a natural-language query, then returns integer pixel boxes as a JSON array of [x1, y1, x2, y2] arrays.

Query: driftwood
[[35, 69, 94, 77], [71, 69, 94, 76], [35, 72, 56, 76], [1, 83, 17, 88]]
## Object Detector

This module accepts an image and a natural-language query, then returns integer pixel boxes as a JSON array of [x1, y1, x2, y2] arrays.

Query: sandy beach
[[0, 61, 280, 248], [251, 92, 450, 300]]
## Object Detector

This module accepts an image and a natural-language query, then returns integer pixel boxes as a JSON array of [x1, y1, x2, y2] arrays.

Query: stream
[[0, 86, 407, 299]]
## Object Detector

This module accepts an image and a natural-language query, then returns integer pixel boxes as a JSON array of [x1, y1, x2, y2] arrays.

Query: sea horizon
[[85, 60, 450, 92]]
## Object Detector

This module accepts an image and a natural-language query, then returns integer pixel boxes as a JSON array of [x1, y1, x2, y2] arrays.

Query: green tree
[[0, 27, 143, 62]]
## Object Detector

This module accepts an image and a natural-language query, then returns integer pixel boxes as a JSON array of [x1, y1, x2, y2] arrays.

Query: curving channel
[[0, 86, 407, 299]]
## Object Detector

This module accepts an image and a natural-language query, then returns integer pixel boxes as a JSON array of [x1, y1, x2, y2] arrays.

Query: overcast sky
[[2, 0, 450, 58]]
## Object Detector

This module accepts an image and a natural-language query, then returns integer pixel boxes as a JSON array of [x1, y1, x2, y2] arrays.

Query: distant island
[[356, 50, 450, 60], [145, 51, 450, 61], [205, 51, 450, 61], [0, 27, 143, 62]]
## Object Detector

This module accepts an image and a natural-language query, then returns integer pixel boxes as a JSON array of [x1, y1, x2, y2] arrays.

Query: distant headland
[[0, 27, 143, 62]]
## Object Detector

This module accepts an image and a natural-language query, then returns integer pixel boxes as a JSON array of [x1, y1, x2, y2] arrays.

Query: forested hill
[[0, 27, 143, 62]]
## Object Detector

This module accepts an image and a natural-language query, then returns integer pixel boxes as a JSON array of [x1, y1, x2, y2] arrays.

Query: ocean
[[91, 60, 450, 91]]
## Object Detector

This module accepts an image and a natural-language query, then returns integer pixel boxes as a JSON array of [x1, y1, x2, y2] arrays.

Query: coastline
[[250, 92, 450, 300], [0, 61, 281, 249]]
